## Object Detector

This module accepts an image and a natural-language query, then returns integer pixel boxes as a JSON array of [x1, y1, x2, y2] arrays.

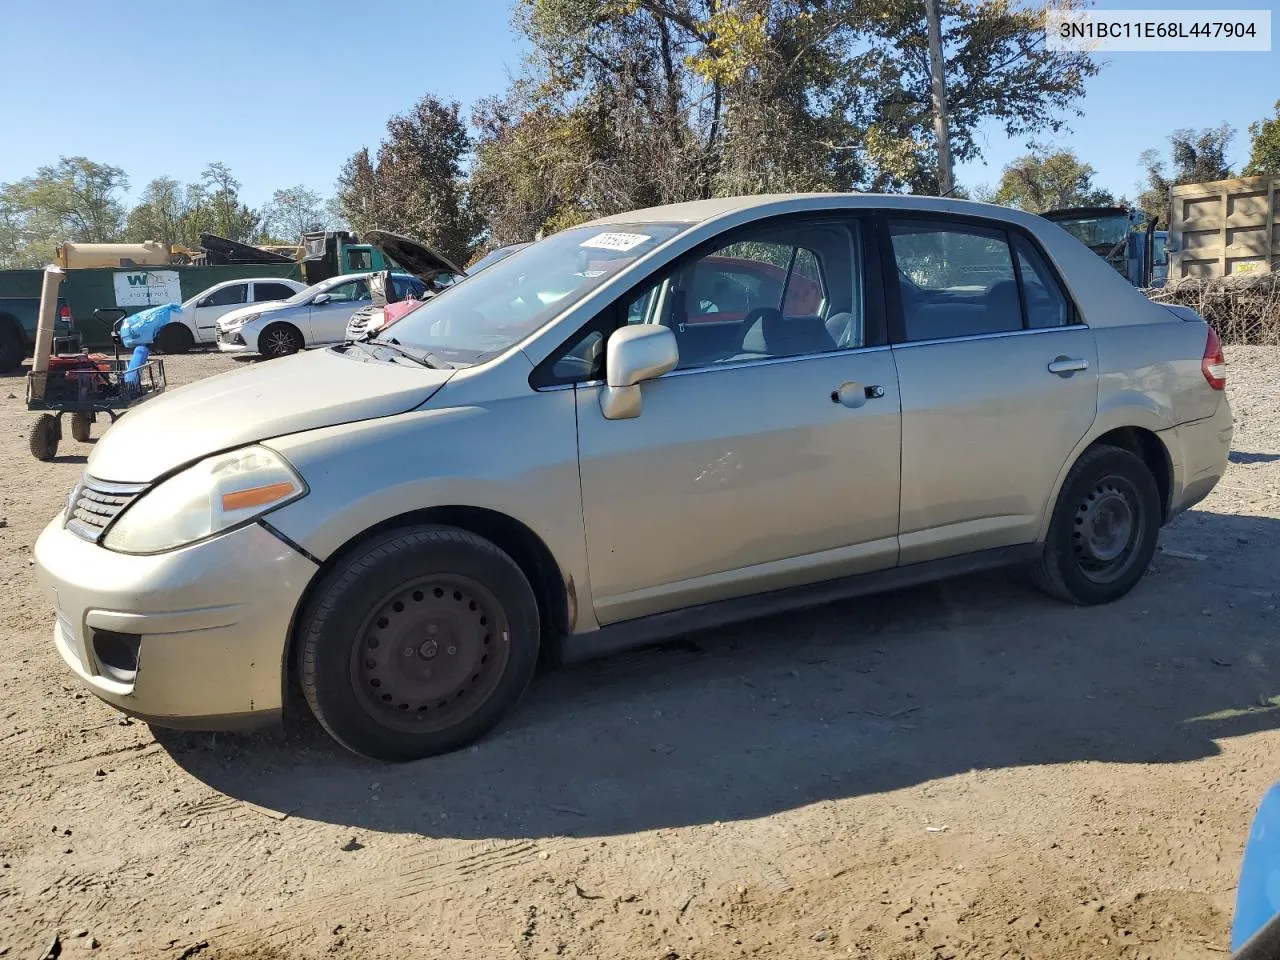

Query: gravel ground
[[1, 346, 1278, 960]]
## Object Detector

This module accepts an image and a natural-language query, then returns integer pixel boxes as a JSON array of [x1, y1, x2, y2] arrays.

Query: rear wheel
[[70, 412, 93, 443], [299, 525, 541, 762], [259, 322, 303, 359], [154, 322, 194, 355], [28, 414, 59, 461], [1031, 444, 1162, 605]]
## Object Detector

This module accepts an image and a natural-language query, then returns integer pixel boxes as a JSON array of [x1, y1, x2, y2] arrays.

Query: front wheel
[[258, 322, 303, 359], [154, 322, 194, 354], [1030, 444, 1162, 605], [298, 526, 541, 762], [29, 414, 59, 461]]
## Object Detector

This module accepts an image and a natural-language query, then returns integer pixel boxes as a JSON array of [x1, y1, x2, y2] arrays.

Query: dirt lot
[[1, 347, 1278, 960]]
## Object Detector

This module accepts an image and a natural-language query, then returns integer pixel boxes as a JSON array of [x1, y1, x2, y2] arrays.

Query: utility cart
[[26, 307, 167, 461]]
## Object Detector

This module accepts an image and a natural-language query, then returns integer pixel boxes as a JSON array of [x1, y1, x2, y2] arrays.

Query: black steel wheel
[[350, 574, 511, 733], [299, 525, 541, 762], [1031, 444, 1162, 605], [28, 414, 59, 461], [259, 323, 303, 359]]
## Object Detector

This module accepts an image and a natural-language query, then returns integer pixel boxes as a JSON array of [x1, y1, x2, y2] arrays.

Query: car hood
[[365, 230, 466, 282], [216, 300, 293, 328], [87, 348, 454, 483]]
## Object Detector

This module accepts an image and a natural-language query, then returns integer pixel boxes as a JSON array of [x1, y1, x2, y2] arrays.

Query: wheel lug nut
[[447, 646, 457, 656], [403, 647, 414, 657]]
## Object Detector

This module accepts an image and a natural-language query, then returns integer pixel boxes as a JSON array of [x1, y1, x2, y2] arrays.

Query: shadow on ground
[[158, 508, 1280, 840]]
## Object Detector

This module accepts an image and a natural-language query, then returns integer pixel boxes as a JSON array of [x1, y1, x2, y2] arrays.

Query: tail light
[[59, 304, 74, 329], [1202, 325, 1226, 391]]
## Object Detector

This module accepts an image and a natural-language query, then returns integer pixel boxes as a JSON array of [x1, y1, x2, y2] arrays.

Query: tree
[[467, 0, 1098, 240], [336, 94, 482, 264], [5, 156, 129, 244], [260, 185, 330, 242], [1244, 100, 1280, 177], [992, 146, 1114, 212], [125, 176, 191, 247], [1137, 126, 1234, 223], [196, 162, 259, 242]]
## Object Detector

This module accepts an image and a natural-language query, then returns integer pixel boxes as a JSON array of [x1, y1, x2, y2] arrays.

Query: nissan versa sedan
[[35, 194, 1233, 762]]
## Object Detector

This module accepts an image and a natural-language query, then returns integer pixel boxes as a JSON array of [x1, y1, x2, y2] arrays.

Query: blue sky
[[1, 0, 1276, 208]]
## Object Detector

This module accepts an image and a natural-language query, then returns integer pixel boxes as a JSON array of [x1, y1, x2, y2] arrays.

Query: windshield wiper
[[367, 337, 454, 369]]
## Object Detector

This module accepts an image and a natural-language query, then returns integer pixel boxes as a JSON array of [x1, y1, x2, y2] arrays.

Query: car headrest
[[741, 308, 837, 357]]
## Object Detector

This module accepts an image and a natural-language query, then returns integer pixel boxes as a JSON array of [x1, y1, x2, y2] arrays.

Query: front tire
[[29, 414, 59, 461], [1031, 444, 1162, 605], [70, 412, 92, 443], [298, 525, 541, 762], [154, 323, 194, 354], [258, 322, 303, 359]]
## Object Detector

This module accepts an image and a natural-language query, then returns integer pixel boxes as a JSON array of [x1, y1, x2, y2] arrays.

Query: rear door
[[306, 278, 371, 343], [251, 281, 300, 305], [883, 214, 1099, 564], [191, 282, 248, 341]]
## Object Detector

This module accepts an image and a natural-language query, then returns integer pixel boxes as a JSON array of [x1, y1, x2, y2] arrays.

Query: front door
[[307, 278, 370, 344], [574, 216, 903, 625], [191, 282, 248, 342], [884, 216, 1099, 564]]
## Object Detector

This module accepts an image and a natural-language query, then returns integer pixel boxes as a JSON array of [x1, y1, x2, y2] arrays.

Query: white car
[[152, 277, 307, 353], [343, 231, 467, 342], [216, 272, 417, 359]]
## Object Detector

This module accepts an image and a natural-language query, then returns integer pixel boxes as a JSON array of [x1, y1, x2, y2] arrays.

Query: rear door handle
[[1047, 356, 1089, 376]]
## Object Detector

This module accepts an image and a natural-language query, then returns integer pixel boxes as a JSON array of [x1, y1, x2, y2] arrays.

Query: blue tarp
[[118, 303, 181, 348]]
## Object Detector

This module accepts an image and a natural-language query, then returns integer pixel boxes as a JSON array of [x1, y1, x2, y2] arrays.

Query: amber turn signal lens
[[221, 482, 297, 512]]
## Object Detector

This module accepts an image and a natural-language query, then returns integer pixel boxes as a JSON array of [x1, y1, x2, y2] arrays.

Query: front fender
[[262, 391, 596, 630]]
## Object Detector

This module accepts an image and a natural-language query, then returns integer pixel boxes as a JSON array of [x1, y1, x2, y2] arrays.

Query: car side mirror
[[311, 293, 331, 305], [196, 298, 211, 308], [600, 325, 679, 421]]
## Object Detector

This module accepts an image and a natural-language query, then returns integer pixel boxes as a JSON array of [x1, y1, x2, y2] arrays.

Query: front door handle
[[831, 382, 884, 407], [1047, 356, 1089, 376]]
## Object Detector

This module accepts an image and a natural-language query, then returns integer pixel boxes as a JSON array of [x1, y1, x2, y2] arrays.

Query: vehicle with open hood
[[35, 192, 1232, 762]]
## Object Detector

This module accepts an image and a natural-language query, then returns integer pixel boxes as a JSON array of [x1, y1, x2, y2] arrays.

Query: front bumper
[[34, 514, 317, 728], [215, 328, 254, 354]]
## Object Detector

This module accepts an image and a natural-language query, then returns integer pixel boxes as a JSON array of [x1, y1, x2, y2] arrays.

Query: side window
[[1011, 234, 1071, 329], [889, 221, 1022, 341], [253, 282, 297, 302], [619, 221, 861, 370], [324, 280, 370, 304], [202, 283, 247, 307]]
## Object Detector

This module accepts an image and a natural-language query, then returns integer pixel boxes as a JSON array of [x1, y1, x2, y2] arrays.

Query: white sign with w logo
[[113, 270, 182, 307]]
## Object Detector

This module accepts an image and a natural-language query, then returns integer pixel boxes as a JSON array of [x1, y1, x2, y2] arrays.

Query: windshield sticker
[[580, 232, 651, 252]]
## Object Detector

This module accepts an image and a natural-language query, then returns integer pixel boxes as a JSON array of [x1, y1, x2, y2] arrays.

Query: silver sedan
[[35, 193, 1233, 761]]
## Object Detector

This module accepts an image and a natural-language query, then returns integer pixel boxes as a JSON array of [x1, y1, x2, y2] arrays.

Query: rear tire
[[1031, 444, 1162, 605], [70, 412, 92, 443], [259, 323, 304, 359], [0, 319, 23, 374], [298, 525, 541, 762], [154, 323, 194, 355], [29, 414, 59, 461]]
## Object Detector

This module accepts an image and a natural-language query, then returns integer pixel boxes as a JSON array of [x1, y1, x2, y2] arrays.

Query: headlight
[[102, 445, 306, 554], [224, 312, 260, 329]]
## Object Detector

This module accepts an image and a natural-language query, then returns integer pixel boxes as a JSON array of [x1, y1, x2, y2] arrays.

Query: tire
[[0, 319, 23, 375], [28, 414, 59, 461], [259, 322, 304, 359], [298, 525, 541, 762], [154, 322, 195, 355], [1030, 444, 1162, 605], [70, 412, 92, 443]]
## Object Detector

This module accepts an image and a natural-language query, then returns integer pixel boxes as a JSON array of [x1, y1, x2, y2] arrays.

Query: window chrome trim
[[893, 323, 1090, 350]]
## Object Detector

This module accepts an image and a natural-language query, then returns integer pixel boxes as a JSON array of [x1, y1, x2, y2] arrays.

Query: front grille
[[66, 477, 148, 543]]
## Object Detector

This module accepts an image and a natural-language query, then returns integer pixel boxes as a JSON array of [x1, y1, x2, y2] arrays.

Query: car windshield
[[378, 223, 684, 362]]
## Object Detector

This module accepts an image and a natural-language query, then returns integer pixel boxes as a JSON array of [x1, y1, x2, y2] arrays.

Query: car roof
[[582, 192, 1050, 229]]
